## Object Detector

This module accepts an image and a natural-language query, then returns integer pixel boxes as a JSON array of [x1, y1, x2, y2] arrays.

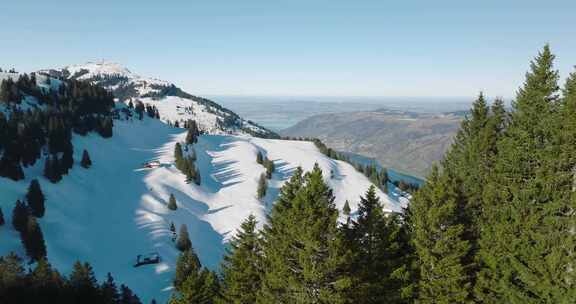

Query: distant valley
[[281, 109, 464, 178]]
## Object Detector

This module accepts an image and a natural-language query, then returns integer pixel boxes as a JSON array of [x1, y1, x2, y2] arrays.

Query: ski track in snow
[[0, 116, 400, 302]]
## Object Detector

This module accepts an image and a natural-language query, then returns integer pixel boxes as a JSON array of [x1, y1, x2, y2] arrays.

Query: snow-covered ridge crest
[[39, 61, 277, 138]]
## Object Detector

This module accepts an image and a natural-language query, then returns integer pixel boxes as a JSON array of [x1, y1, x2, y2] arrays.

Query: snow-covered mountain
[[0, 69, 402, 302], [40, 61, 277, 138]]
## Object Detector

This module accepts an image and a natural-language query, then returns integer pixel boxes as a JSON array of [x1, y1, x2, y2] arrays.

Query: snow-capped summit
[[40, 62, 277, 138], [65, 60, 133, 79]]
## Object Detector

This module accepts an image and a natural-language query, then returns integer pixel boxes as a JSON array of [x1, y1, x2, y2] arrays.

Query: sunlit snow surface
[[0, 116, 399, 302]]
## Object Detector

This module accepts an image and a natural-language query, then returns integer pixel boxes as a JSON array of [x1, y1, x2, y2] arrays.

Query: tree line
[[0, 73, 113, 182], [0, 253, 143, 304]]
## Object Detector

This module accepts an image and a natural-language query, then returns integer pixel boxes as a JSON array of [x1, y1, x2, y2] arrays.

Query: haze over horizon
[[1, 0, 575, 98]]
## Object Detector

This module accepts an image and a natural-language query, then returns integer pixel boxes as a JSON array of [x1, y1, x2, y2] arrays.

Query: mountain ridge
[[39, 61, 278, 138]]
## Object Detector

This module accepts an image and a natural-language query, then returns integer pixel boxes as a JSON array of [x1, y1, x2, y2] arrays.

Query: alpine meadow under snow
[[0, 63, 398, 302]]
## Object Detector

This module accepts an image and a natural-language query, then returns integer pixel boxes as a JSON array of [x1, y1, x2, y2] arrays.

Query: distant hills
[[281, 108, 465, 178]]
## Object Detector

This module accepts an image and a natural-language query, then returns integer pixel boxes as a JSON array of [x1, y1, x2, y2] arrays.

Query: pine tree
[[21, 216, 47, 262], [26, 179, 45, 218], [476, 45, 573, 302], [170, 268, 219, 304], [258, 164, 349, 303], [345, 186, 407, 303], [257, 173, 267, 199], [220, 215, 262, 304], [174, 249, 201, 290], [174, 143, 183, 169], [256, 151, 263, 164], [176, 224, 192, 252], [12, 200, 29, 233], [69, 261, 99, 301], [342, 200, 351, 224], [120, 284, 142, 304], [168, 194, 178, 210], [410, 166, 471, 303], [81, 149, 92, 168], [101, 272, 120, 304], [185, 120, 200, 144], [29, 258, 63, 298]]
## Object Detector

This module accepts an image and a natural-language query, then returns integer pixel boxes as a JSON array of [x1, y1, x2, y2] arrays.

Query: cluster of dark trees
[[0, 254, 143, 304], [128, 99, 160, 120], [10, 180, 48, 262], [255, 151, 275, 179], [184, 120, 200, 144], [255, 151, 275, 200], [171, 45, 576, 303], [171, 165, 407, 303], [0, 73, 112, 182], [174, 142, 201, 185], [257, 174, 267, 200]]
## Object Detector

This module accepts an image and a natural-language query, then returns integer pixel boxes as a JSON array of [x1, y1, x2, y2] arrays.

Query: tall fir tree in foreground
[[174, 249, 201, 290], [258, 164, 349, 303], [476, 45, 575, 302], [171, 248, 219, 304], [220, 214, 262, 304], [344, 186, 408, 303], [410, 166, 471, 303]]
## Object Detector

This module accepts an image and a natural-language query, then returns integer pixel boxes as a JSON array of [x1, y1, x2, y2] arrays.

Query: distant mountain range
[[281, 108, 465, 178]]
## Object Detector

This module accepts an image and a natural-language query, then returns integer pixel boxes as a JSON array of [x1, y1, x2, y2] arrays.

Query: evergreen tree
[[26, 179, 45, 218], [170, 269, 219, 304], [185, 120, 200, 144], [343, 186, 409, 303], [220, 215, 262, 304], [256, 151, 263, 164], [69, 261, 100, 302], [410, 166, 471, 303], [342, 200, 351, 224], [176, 224, 192, 252], [29, 258, 64, 299], [258, 164, 349, 303], [476, 45, 573, 302], [257, 173, 267, 199], [11, 200, 28, 233], [21, 216, 47, 262], [81, 149, 92, 168], [101, 272, 121, 304], [120, 284, 142, 304], [174, 249, 201, 290], [168, 193, 178, 210], [174, 143, 183, 168]]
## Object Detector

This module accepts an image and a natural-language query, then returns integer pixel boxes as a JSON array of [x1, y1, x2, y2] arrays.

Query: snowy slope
[[39, 61, 276, 138], [0, 113, 399, 302]]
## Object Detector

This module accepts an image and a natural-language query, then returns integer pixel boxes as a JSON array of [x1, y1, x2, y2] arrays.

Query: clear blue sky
[[0, 0, 575, 98]]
